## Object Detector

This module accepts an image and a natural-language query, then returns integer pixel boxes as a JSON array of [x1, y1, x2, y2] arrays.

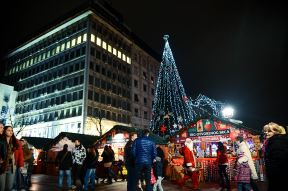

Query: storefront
[[168, 117, 264, 182]]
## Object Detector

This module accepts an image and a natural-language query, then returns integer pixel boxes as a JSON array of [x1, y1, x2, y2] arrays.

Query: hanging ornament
[[178, 124, 183, 129], [173, 123, 178, 129], [160, 125, 167, 133]]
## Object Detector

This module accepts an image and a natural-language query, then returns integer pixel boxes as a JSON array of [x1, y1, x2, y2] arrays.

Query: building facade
[[2, 3, 160, 138], [0, 83, 18, 126]]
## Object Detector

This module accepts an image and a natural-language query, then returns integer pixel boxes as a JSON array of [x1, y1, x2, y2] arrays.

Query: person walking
[[101, 145, 114, 184], [132, 129, 157, 191], [83, 146, 98, 191], [234, 149, 252, 191], [153, 145, 164, 191], [0, 125, 24, 191], [124, 132, 138, 191], [72, 139, 86, 189], [15, 138, 33, 190], [178, 138, 200, 191], [263, 122, 288, 191], [55, 144, 73, 190], [215, 142, 230, 190], [235, 136, 259, 191]]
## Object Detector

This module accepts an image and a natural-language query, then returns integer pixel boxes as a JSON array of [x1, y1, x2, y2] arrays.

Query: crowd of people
[[1, 121, 288, 191]]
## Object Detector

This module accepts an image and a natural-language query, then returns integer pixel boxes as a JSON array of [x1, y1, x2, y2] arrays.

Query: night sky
[[1, 0, 287, 131]]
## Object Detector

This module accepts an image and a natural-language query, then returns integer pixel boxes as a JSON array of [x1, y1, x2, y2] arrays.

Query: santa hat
[[185, 138, 194, 151], [185, 138, 193, 145]]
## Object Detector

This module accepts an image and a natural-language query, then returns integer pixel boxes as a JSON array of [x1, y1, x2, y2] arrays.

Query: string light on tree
[[150, 35, 195, 136]]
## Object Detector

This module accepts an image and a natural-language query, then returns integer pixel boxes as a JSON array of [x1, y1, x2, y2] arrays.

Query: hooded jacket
[[237, 141, 258, 179]]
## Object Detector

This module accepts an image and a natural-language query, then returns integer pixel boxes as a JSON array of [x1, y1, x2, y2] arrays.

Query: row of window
[[87, 106, 130, 124], [89, 75, 130, 99], [9, 33, 88, 75], [90, 34, 131, 64], [88, 90, 130, 111], [90, 48, 131, 75], [133, 79, 155, 95], [17, 60, 85, 91], [17, 75, 84, 102], [134, 108, 149, 119], [8, 21, 87, 64], [17, 106, 83, 126], [91, 20, 131, 53], [16, 90, 83, 114]]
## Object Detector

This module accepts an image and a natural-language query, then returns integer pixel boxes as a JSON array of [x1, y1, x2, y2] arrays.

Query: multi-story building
[[0, 83, 18, 126], [2, 1, 160, 138]]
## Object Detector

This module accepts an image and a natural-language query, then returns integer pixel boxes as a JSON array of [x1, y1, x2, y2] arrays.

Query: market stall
[[96, 125, 168, 161], [168, 117, 264, 182]]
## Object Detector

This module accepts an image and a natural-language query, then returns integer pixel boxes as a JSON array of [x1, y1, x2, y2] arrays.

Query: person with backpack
[[55, 144, 73, 190]]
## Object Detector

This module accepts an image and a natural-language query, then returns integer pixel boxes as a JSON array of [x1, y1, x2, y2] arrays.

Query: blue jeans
[[58, 169, 72, 188], [135, 164, 152, 191], [238, 182, 252, 191], [84, 168, 96, 191], [126, 165, 136, 191]]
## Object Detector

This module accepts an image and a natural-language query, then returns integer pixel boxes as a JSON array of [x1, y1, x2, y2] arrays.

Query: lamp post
[[222, 106, 234, 118]]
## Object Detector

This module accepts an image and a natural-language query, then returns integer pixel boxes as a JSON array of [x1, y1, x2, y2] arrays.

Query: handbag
[[150, 169, 156, 184]]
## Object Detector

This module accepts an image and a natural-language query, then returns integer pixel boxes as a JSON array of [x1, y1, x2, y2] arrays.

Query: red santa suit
[[178, 138, 199, 190]]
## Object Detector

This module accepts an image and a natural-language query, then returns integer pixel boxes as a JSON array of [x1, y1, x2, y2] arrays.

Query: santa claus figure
[[178, 138, 200, 190]]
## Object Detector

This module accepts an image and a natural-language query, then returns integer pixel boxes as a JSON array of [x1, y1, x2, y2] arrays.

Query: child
[[153, 145, 164, 191], [235, 152, 252, 191]]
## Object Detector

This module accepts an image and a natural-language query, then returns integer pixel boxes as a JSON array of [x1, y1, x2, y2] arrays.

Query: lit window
[[66, 41, 71, 49], [127, 57, 131, 64], [102, 41, 107, 50], [90, 34, 95, 43], [61, 43, 65, 51], [113, 48, 117, 56], [46, 51, 50, 58], [71, 38, 76, 47], [122, 54, 126, 62], [77, 36, 82, 44], [83, 33, 87, 42], [96, 37, 101, 46], [117, 50, 122, 59], [108, 44, 112, 53], [56, 45, 60, 54]]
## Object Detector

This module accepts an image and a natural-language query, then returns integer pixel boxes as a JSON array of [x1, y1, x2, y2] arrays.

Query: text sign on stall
[[188, 129, 230, 137]]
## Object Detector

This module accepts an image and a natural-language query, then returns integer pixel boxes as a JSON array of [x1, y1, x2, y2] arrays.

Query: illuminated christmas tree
[[150, 35, 195, 136]]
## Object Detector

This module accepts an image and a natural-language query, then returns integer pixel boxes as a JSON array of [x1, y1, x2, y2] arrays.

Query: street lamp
[[222, 106, 234, 118], [222, 106, 243, 124]]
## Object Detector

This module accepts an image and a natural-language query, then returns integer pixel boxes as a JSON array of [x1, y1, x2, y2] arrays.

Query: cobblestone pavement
[[28, 174, 267, 191]]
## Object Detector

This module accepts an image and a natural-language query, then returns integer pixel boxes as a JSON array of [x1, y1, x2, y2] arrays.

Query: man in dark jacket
[[132, 129, 157, 191], [124, 132, 138, 191], [55, 144, 73, 189]]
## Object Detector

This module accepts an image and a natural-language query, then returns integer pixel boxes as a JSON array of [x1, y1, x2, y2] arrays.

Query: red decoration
[[160, 125, 167, 132], [204, 123, 212, 131]]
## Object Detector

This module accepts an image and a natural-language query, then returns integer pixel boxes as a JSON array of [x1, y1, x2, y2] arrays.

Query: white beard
[[185, 142, 193, 152]]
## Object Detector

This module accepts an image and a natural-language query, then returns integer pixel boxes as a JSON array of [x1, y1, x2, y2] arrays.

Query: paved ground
[[28, 174, 267, 191]]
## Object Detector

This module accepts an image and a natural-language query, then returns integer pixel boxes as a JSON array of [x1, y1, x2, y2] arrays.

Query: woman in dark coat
[[263, 122, 288, 191]]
